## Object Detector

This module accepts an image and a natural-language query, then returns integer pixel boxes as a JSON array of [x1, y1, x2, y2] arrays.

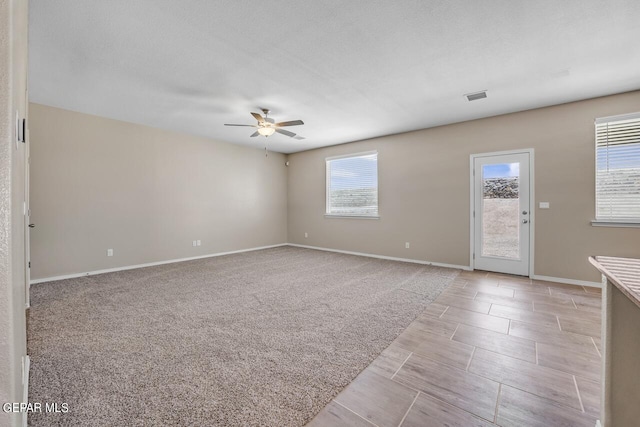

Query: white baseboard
[[31, 242, 599, 288], [531, 274, 602, 289], [595, 420, 602, 427], [30, 243, 288, 284], [286, 243, 472, 271]]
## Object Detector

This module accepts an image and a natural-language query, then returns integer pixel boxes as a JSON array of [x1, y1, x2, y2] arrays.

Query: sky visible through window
[[483, 162, 519, 179], [597, 144, 640, 170], [329, 155, 378, 189]]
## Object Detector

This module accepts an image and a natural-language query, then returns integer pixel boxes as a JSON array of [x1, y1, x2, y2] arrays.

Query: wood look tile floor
[[307, 271, 601, 427]]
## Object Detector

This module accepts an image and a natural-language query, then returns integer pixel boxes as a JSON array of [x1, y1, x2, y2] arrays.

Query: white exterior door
[[473, 151, 531, 276]]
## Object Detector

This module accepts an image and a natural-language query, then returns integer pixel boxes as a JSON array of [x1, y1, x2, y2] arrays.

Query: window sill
[[591, 220, 640, 228], [325, 214, 380, 220]]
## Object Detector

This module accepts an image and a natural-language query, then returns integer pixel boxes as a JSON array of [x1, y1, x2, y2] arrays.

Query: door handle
[[28, 224, 35, 228], [522, 219, 528, 224], [522, 211, 528, 215]]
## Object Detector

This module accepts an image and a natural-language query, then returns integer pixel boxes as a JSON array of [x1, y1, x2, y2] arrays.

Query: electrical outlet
[[539, 202, 550, 209], [192, 240, 197, 247], [405, 242, 410, 249], [107, 249, 113, 257], [304, 232, 308, 238], [197, 240, 201, 246]]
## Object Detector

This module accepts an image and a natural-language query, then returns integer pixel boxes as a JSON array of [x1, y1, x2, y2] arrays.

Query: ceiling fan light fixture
[[225, 110, 304, 139], [258, 127, 275, 137]]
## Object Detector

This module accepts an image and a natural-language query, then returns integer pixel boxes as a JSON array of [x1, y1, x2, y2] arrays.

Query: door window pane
[[482, 163, 520, 259]]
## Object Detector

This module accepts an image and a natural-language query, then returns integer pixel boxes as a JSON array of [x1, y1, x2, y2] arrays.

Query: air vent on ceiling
[[465, 91, 487, 101]]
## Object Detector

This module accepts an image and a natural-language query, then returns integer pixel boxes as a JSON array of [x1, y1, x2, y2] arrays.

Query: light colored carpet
[[27, 246, 458, 426]]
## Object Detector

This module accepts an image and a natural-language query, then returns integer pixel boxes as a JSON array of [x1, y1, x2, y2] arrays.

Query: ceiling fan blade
[[275, 128, 296, 138], [224, 124, 257, 127], [250, 131, 260, 137], [251, 112, 265, 123], [275, 120, 304, 127]]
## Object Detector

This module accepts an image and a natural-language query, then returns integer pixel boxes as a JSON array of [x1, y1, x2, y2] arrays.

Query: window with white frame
[[595, 112, 640, 223], [326, 152, 378, 217]]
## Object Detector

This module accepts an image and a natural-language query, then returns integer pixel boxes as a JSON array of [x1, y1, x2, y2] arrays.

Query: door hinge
[[28, 261, 31, 268], [18, 118, 26, 143], [473, 253, 475, 260]]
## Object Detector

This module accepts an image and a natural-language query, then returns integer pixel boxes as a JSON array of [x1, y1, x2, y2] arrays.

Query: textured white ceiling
[[29, 0, 640, 154]]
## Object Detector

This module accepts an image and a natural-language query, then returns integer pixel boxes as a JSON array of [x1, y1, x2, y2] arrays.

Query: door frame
[[469, 149, 535, 277], [24, 84, 30, 309], [24, 114, 30, 308]]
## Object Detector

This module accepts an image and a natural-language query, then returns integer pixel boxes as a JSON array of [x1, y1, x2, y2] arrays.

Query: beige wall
[[28, 92, 640, 283], [288, 91, 640, 282], [29, 104, 288, 280], [1, 0, 29, 426]]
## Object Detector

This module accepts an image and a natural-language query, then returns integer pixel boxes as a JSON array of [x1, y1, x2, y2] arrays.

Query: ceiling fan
[[225, 109, 305, 139]]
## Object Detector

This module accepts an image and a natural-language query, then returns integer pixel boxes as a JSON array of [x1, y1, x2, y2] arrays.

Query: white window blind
[[595, 112, 640, 222], [326, 152, 378, 217]]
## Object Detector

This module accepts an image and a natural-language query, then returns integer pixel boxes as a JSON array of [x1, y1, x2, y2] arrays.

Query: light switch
[[539, 202, 550, 209]]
